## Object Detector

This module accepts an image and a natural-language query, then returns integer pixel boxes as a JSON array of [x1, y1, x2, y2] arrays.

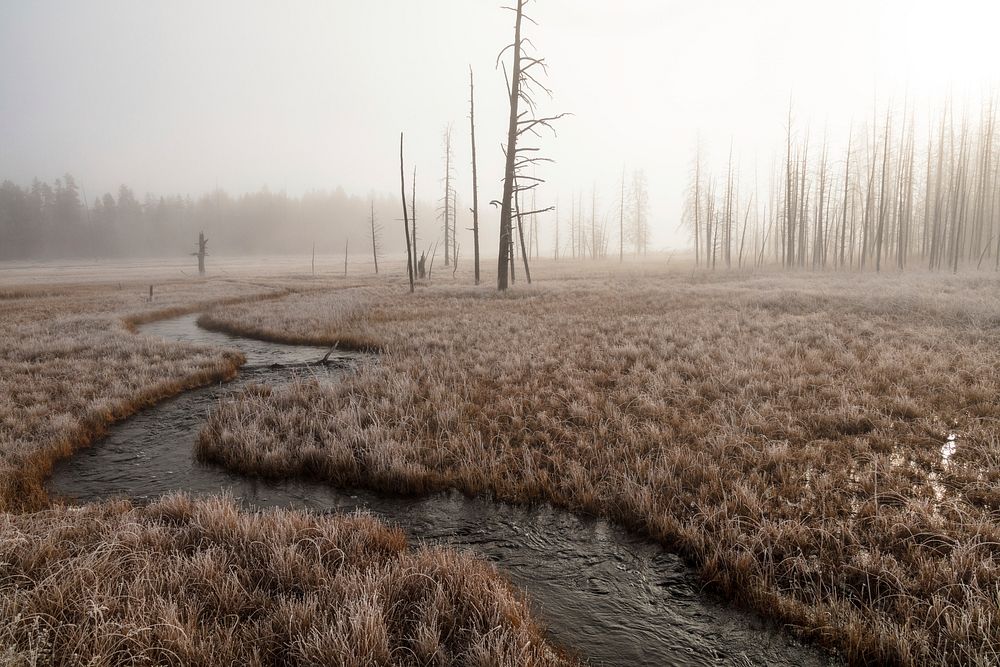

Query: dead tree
[[399, 133, 414, 293], [631, 170, 649, 255], [343, 238, 349, 277], [428, 241, 438, 279], [495, 0, 566, 290], [193, 231, 208, 275], [469, 66, 481, 285], [369, 201, 381, 274], [619, 166, 625, 262], [441, 125, 455, 267], [553, 198, 559, 260], [839, 127, 852, 269], [515, 184, 532, 283], [693, 143, 702, 266], [411, 167, 418, 274], [590, 184, 597, 259]]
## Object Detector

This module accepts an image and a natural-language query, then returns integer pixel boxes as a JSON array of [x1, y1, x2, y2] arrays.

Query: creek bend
[[47, 313, 836, 667]]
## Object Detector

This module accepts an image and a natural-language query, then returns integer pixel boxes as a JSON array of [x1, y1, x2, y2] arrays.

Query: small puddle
[[48, 313, 836, 667]]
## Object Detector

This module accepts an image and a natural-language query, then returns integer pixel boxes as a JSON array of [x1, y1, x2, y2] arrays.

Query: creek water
[[48, 314, 837, 667]]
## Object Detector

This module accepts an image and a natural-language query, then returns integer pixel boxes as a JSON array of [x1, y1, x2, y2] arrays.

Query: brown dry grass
[[0, 278, 283, 512], [0, 493, 571, 666], [196, 266, 1000, 666], [0, 271, 577, 665]]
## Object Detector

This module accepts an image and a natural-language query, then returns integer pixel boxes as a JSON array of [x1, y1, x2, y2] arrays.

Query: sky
[[2, 0, 998, 252]]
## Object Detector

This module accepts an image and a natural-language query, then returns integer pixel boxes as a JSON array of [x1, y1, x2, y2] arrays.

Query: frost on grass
[[1, 275, 574, 666], [198, 269, 1000, 667], [0, 494, 571, 666], [0, 279, 274, 511]]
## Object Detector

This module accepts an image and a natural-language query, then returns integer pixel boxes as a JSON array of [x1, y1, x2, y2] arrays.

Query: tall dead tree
[[619, 166, 625, 262], [839, 127, 852, 268], [553, 198, 559, 260], [399, 133, 414, 293], [495, 0, 565, 290], [469, 66, 481, 285], [694, 144, 702, 266], [631, 170, 649, 255], [784, 99, 795, 268], [411, 167, 418, 275], [590, 184, 597, 259], [441, 125, 455, 267]]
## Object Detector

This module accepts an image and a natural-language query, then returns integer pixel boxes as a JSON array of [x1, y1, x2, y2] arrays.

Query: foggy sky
[[2, 0, 997, 253]]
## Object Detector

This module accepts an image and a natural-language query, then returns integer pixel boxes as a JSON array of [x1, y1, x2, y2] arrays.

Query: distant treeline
[[0, 175, 417, 260]]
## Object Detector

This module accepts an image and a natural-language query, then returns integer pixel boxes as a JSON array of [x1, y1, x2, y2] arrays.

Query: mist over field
[[3, 0, 997, 261], [4, 3, 1000, 666]]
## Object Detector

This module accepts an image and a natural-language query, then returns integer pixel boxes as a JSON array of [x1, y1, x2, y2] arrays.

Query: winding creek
[[48, 313, 837, 667]]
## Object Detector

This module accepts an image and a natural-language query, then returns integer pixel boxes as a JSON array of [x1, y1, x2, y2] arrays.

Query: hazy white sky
[[2, 0, 997, 250]]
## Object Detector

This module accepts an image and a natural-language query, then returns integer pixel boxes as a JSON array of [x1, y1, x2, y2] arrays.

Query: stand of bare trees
[[686, 95, 1000, 272]]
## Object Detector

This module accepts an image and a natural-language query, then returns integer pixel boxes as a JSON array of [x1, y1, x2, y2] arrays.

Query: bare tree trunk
[[554, 199, 559, 260], [784, 99, 794, 268], [411, 167, 418, 274], [496, 0, 523, 290], [725, 141, 733, 268], [839, 127, 852, 269], [875, 106, 893, 272], [590, 184, 597, 259], [738, 195, 752, 269], [443, 126, 452, 267], [516, 185, 532, 283], [370, 201, 380, 274], [343, 238, 348, 277], [469, 66, 481, 285], [694, 142, 701, 267], [619, 165, 625, 262], [399, 133, 414, 293]]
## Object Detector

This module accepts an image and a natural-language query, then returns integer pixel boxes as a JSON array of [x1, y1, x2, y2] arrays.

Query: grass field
[[192, 263, 1000, 666], [0, 493, 569, 666], [0, 265, 573, 666]]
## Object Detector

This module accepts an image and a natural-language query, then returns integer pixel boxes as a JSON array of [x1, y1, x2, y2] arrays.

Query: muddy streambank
[[48, 314, 838, 667]]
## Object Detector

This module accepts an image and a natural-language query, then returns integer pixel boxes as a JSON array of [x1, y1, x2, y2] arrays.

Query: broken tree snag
[[428, 241, 438, 279], [344, 238, 349, 277], [400, 133, 415, 293], [515, 183, 532, 283], [470, 65, 481, 285], [193, 231, 208, 275], [495, 0, 566, 290], [417, 250, 427, 279]]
